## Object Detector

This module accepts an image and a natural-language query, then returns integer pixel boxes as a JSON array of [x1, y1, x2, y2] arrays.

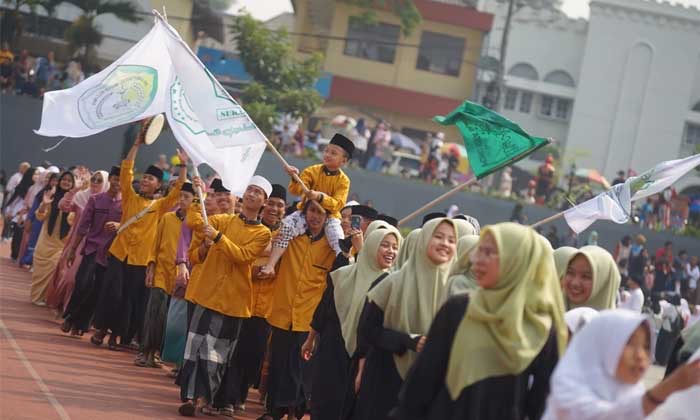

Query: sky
[[229, 0, 700, 20]]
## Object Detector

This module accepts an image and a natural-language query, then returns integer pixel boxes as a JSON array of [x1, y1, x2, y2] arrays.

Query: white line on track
[[0, 318, 71, 420]]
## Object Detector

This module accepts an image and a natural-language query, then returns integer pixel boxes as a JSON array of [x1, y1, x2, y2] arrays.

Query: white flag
[[563, 154, 700, 233], [35, 23, 173, 137], [35, 17, 267, 195], [159, 21, 266, 195]]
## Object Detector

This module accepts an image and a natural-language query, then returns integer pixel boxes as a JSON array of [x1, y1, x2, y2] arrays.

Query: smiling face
[[242, 185, 266, 213], [262, 197, 286, 226], [564, 254, 594, 305], [59, 173, 74, 191], [471, 232, 500, 289], [305, 201, 328, 234], [215, 192, 232, 213], [341, 207, 352, 236], [89, 172, 104, 193], [139, 173, 161, 195], [615, 323, 651, 384], [323, 144, 349, 170], [375, 233, 399, 269], [426, 221, 457, 265]]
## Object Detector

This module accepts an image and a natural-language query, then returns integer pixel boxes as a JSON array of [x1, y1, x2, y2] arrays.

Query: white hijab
[[73, 170, 109, 209], [543, 309, 649, 420], [564, 307, 599, 335]]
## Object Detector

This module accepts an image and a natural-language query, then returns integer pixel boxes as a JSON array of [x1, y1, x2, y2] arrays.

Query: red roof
[[329, 75, 463, 119], [415, 0, 493, 32]]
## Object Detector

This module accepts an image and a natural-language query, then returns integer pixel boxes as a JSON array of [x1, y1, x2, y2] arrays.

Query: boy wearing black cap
[[92, 121, 189, 350], [260, 133, 354, 278]]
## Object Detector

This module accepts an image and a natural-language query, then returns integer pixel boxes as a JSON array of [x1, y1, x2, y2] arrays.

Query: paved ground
[[0, 244, 282, 420]]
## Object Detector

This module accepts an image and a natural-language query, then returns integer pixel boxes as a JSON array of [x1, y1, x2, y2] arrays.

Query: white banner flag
[[563, 154, 700, 233], [35, 17, 267, 195]]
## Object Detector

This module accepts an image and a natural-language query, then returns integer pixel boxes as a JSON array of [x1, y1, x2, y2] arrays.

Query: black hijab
[[4, 167, 36, 209], [47, 171, 74, 239]]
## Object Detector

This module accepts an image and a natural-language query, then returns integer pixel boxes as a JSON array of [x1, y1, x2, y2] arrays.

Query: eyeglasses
[[90, 176, 103, 184]]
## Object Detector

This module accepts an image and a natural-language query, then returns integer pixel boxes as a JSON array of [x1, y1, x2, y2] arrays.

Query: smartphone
[[351, 215, 362, 230]]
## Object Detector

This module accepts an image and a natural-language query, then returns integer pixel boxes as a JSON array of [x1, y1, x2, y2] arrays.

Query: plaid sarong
[[179, 305, 242, 402]]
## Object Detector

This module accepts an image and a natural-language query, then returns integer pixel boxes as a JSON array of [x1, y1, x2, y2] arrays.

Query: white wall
[[565, 0, 700, 188]]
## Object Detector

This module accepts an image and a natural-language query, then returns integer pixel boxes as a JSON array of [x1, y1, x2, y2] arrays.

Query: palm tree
[[63, 0, 142, 68]]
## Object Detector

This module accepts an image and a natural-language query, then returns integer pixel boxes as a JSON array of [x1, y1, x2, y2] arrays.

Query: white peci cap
[[248, 175, 272, 198]]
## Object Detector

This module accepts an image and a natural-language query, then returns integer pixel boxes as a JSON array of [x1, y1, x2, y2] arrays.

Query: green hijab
[[564, 245, 620, 311], [447, 235, 480, 296], [446, 223, 568, 399], [331, 227, 402, 356], [395, 228, 420, 269], [367, 218, 457, 378]]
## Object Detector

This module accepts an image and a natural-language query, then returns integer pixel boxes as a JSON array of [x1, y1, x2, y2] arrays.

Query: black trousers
[[266, 326, 310, 415], [10, 222, 23, 260], [63, 253, 105, 331], [93, 255, 147, 343]]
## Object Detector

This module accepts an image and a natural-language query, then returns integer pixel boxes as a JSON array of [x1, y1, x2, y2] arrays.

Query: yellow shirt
[[250, 225, 280, 318], [266, 231, 336, 332], [289, 164, 350, 219], [108, 160, 183, 266], [185, 203, 271, 318], [147, 211, 183, 295]]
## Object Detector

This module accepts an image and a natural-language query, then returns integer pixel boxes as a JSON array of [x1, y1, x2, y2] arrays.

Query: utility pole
[[483, 0, 516, 111]]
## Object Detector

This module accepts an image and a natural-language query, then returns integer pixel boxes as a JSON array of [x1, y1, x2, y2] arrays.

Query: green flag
[[434, 101, 549, 179]]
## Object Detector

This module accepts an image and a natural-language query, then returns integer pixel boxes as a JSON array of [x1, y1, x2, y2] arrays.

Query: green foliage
[[231, 13, 324, 135], [64, 15, 102, 52], [342, 0, 421, 36]]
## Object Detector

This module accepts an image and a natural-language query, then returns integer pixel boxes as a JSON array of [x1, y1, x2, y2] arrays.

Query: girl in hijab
[[543, 310, 700, 420], [564, 307, 599, 336], [303, 227, 401, 419], [446, 235, 480, 297], [553, 246, 578, 280], [49, 170, 108, 317], [395, 228, 420, 268], [587, 230, 599, 246], [3, 167, 35, 260], [351, 218, 457, 420], [30, 171, 75, 305], [560, 246, 620, 310], [19, 170, 59, 267], [394, 222, 567, 420]]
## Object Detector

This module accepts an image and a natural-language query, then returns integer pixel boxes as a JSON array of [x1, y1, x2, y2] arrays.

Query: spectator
[[0, 42, 14, 93], [545, 226, 559, 248], [154, 154, 171, 183], [612, 170, 626, 186], [64, 60, 84, 88], [534, 154, 555, 205], [293, 126, 304, 156], [34, 51, 57, 95], [366, 121, 390, 172], [613, 235, 632, 275], [586, 230, 599, 246], [350, 118, 369, 165], [673, 250, 689, 297], [499, 167, 513, 198], [655, 241, 674, 290], [13, 50, 30, 94], [688, 256, 699, 304], [628, 234, 648, 283], [509, 202, 526, 224]]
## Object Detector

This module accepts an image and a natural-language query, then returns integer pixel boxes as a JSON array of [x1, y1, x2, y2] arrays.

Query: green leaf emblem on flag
[[434, 101, 549, 179]]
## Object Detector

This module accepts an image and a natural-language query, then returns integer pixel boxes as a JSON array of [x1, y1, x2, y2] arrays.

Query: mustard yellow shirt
[[185, 203, 271, 318], [266, 231, 336, 332], [289, 164, 350, 219], [108, 160, 183, 266], [147, 211, 183, 295], [250, 226, 280, 318]]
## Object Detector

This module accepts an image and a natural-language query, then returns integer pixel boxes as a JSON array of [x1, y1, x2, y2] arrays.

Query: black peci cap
[[422, 212, 446, 227], [351, 204, 378, 220], [109, 166, 121, 177], [181, 182, 195, 195], [330, 133, 355, 158], [210, 178, 230, 193], [376, 214, 398, 227], [144, 165, 164, 182], [270, 184, 287, 202]]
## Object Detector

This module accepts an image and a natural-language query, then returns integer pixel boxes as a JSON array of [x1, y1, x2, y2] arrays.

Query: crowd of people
[[2, 118, 700, 419], [0, 44, 85, 97]]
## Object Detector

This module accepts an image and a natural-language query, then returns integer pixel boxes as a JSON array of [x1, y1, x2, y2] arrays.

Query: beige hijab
[[452, 218, 478, 238], [364, 220, 393, 239], [446, 223, 568, 399], [331, 227, 402, 356], [367, 218, 457, 378], [395, 228, 420, 268], [564, 245, 620, 311], [447, 235, 480, 296], [554, 246, 578, 279]]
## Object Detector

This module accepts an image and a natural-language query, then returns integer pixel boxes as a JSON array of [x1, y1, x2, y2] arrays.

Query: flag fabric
[[433, 101, 549, 179], [563, 154, 700, 233], [35, 17, 267, 195]]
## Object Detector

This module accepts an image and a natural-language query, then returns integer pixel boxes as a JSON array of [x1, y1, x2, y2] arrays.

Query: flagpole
[[192, 166, 209, 225], [151, 10, 311, 195], [398, 176, 479, 227], [530, 211, 564, 229]]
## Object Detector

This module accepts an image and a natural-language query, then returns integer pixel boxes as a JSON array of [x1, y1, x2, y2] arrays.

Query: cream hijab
[[331, 227, 402, 356], [452, 218, 478, 238], [447, 235, 480, 297], [446, 223, 568, 399], [73, 170, 109, 209], [554, 246, 578, 279], [364, 220, 393, 240], [367, 218, 457, 378], [542, 310, 649, 420], [395, 228, 420, 268], [564, 246, 620, 311]]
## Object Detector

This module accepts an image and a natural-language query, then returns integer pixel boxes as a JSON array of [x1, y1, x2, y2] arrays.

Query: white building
[[475, 0, 700, 193]]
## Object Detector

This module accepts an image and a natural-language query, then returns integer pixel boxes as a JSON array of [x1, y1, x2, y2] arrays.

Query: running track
[[0, 244, 301, 419]]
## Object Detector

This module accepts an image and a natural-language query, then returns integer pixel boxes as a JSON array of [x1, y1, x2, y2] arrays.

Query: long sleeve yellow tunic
[[147, 211, 183, 295], [289, 164, 350, 219], [250, 226, 280, 318], [266, 231, 336, 332], [185, 202, 271, 318], [108, 160, 183, 266]]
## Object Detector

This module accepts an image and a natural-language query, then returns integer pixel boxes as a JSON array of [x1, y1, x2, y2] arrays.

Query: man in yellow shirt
[[178, 175, 272, 417], [213, 184, 287, 415], [261, 200, 336, 420], [91, 120, 188, 351], [137, 181, 195, 368]]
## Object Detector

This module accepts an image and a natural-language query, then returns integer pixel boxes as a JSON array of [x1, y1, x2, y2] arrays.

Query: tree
[[230, 13, 324, 136], [484, 0, 562, 110], [63, 0, 142, 69], [342, 0, 422, 36], [1, 0, 64, 47]]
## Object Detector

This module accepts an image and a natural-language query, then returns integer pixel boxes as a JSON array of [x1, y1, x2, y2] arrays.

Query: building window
[[344, 19, 400, 64], [540, 95, 553, 116], [416, 31, 465, 77], [520, 92, 533, 113], [544, 70, 576, 87], [693, 101, 700, 112], [504, 89, 517, 110], [686, 123, 700, 145], [540, 95, 572, 121], [508, 63, 539, 80], [555, 99, 571, 120]]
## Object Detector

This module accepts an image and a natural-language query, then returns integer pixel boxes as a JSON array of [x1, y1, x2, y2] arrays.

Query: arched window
[[544, 70, 576, 87], [692, 101, 700, 112], [508, 63, 539, 80]]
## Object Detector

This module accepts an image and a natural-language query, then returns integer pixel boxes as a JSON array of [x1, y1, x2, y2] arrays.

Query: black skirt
[[141, 287, 170, 353], [266, 326, 309, 411]]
